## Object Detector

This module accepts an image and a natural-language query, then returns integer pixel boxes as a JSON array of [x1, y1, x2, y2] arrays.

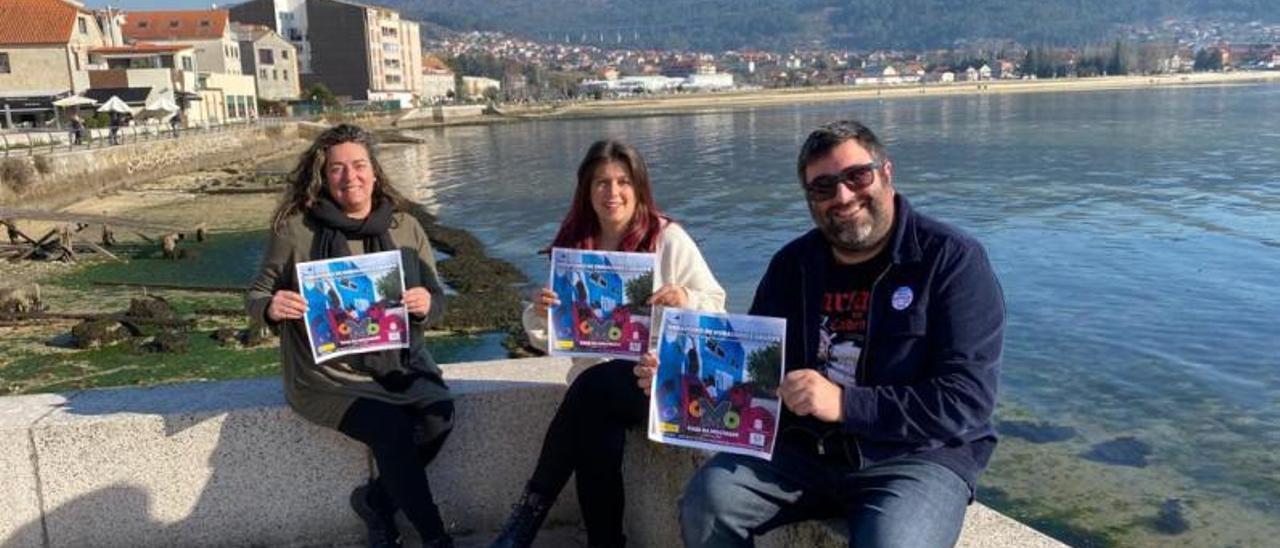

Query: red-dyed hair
[[548, 139, 667, 252]]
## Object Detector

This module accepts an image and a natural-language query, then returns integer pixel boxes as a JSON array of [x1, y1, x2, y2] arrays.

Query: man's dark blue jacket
[[750, 194, 1005, 491]]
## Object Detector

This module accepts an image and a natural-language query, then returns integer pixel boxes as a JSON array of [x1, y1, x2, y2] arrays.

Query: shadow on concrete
[[6, 376, 559, 547]]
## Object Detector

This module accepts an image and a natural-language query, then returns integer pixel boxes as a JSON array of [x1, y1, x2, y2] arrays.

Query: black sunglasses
[[802, 161, 883, 201]]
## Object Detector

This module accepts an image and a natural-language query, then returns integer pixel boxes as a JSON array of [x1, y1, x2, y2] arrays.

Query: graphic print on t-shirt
[[818, 287, 870, 389]]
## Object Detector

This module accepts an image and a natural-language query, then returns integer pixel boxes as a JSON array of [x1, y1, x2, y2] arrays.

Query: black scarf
[[307, 198, 417, 392]]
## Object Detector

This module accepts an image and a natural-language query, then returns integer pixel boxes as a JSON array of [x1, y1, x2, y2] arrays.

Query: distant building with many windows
[[0, 0, 123, 127], [122, 9, 243, 75], [230, 0, 423, 106], [233, 23, 300, 102]]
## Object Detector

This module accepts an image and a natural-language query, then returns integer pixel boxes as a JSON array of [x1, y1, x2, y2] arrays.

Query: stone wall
[[0, 357, 1065, 548], [0, 123, 303, 210]]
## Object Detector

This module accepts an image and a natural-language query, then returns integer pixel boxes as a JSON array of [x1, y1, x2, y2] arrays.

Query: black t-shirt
[[818, 248, 890, 389]]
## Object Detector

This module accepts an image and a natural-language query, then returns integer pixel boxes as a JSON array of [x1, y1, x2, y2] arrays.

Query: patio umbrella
[[140, 96, 180, 120], [52, 95, 98, 107], [97, 96, 131, 114]]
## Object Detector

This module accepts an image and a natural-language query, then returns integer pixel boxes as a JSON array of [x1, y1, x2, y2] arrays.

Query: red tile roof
[[0, 0, 87, 45], [91, 43, 191, 54], [123, 9, 228, 42]]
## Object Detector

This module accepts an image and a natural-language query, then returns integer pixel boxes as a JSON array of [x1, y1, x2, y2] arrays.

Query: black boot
[[351, 482, 402, 548], [489, 490, 553, 548]]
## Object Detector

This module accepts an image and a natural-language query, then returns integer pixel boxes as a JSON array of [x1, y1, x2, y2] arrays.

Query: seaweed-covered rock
[[0, 285, 42, 313], [140, 330, 190, 353], [437, 255, 526, 294], [211, 328, 240, 347], [440, 291, 522, 332], [1153, 498, 1190, 535], [70, 319, 132, 349], [241, 323, 275, 347], [128, 296, 178, 322], [1081, 436, 1152, 468], [502, 326, 542, 358]]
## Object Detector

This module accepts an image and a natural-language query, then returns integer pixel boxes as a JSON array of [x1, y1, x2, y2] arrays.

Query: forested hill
[[385, 0, 1276, 50]]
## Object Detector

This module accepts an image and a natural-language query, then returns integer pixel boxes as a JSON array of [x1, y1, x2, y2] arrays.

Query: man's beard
[[811, 198, 892, 254]]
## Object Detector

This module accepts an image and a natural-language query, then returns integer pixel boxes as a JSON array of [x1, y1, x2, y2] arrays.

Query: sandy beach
[[503, 71, 1280, 120]]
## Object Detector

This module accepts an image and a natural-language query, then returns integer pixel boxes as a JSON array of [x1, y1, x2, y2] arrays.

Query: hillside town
[[2, 0, 1279, 130]]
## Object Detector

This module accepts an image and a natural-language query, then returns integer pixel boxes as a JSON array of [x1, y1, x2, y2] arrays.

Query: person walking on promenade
[[169, 112, 182, 139], [107, 112, 120, 145], [246, 124, 456, 548], [665, 120, 1006, 548], [490, 139, 727, 548], [68, 113, 84, 145]]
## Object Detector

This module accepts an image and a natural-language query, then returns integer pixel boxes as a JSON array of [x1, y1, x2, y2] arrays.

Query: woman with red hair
[[491, 139, 726, 548]]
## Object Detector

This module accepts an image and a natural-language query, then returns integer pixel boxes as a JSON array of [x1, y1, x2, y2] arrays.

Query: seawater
[[384, 84, 1280, 547]]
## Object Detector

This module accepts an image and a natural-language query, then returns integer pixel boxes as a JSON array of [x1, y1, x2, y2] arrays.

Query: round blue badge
[[891, 286, 914, 310]]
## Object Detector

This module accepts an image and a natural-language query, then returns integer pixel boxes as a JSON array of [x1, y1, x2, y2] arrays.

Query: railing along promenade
[[0, 118, 292, 158]]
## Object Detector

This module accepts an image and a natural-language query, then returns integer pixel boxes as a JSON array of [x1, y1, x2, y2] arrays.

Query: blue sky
[[86, 1, 226, 9]]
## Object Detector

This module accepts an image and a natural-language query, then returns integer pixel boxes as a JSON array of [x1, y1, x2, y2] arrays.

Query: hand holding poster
[[296, 250, 410, 364], [547, 248, 656, 360], [648, 308, 786, 460]]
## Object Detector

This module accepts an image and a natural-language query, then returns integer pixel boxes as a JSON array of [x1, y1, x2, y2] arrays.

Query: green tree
[[376, 268, 404, 303], [304, 83, 339, 109], [625, 271, 654, 314], [1194, 48, 1222, 72], [746, 342, 782, 396], [453, 73, 469, 102]]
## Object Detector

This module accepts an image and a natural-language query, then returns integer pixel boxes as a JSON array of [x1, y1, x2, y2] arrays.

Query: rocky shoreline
[[0, 143, 539, 395]]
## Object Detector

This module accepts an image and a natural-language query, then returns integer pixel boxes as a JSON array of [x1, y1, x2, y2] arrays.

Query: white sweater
[[521, 222, 727, 381]]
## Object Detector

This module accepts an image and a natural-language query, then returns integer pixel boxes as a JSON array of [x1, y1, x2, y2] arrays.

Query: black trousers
[[527, 359, 648, 546], [339, 397, 454, 540]]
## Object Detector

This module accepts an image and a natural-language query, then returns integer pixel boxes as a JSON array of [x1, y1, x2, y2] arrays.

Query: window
[[281, 49, 289, 60], [258, 49, 274, 65], [0, 53, 9, 74], [200, 20, 211, 28], [260, 68, 268, 78], [272, 69, 278, 80], [78, 17, 88, 34], [282, 69, 289, 80], [138, 21, 149, 28], [169, 20, 179, 28], [387, 74, 401, 84], [182, 57, 193, 71]]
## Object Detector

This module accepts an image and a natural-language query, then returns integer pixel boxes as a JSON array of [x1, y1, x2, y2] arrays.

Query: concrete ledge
[[0, 357, 1062, 547]]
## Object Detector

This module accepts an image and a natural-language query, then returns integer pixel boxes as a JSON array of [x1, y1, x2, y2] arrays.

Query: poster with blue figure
[[547, 248, 655, 359], [648, 308, 785, 460], [296, 250, 410, 364]]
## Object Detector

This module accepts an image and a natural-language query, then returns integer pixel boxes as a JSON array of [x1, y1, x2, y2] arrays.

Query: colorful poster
[[547, 247, 656, 360], [296, 250, 410, 364], [648, 308, 786, 460]]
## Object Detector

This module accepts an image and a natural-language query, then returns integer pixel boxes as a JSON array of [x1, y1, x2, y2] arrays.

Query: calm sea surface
[[384, 84, 1280, 547]]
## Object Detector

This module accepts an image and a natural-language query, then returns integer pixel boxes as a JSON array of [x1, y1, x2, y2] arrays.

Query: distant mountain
[[385, 0, 1276, 50]]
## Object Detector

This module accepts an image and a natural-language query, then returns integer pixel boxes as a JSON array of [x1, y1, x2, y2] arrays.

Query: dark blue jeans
[[679, 444, 971, 548]]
